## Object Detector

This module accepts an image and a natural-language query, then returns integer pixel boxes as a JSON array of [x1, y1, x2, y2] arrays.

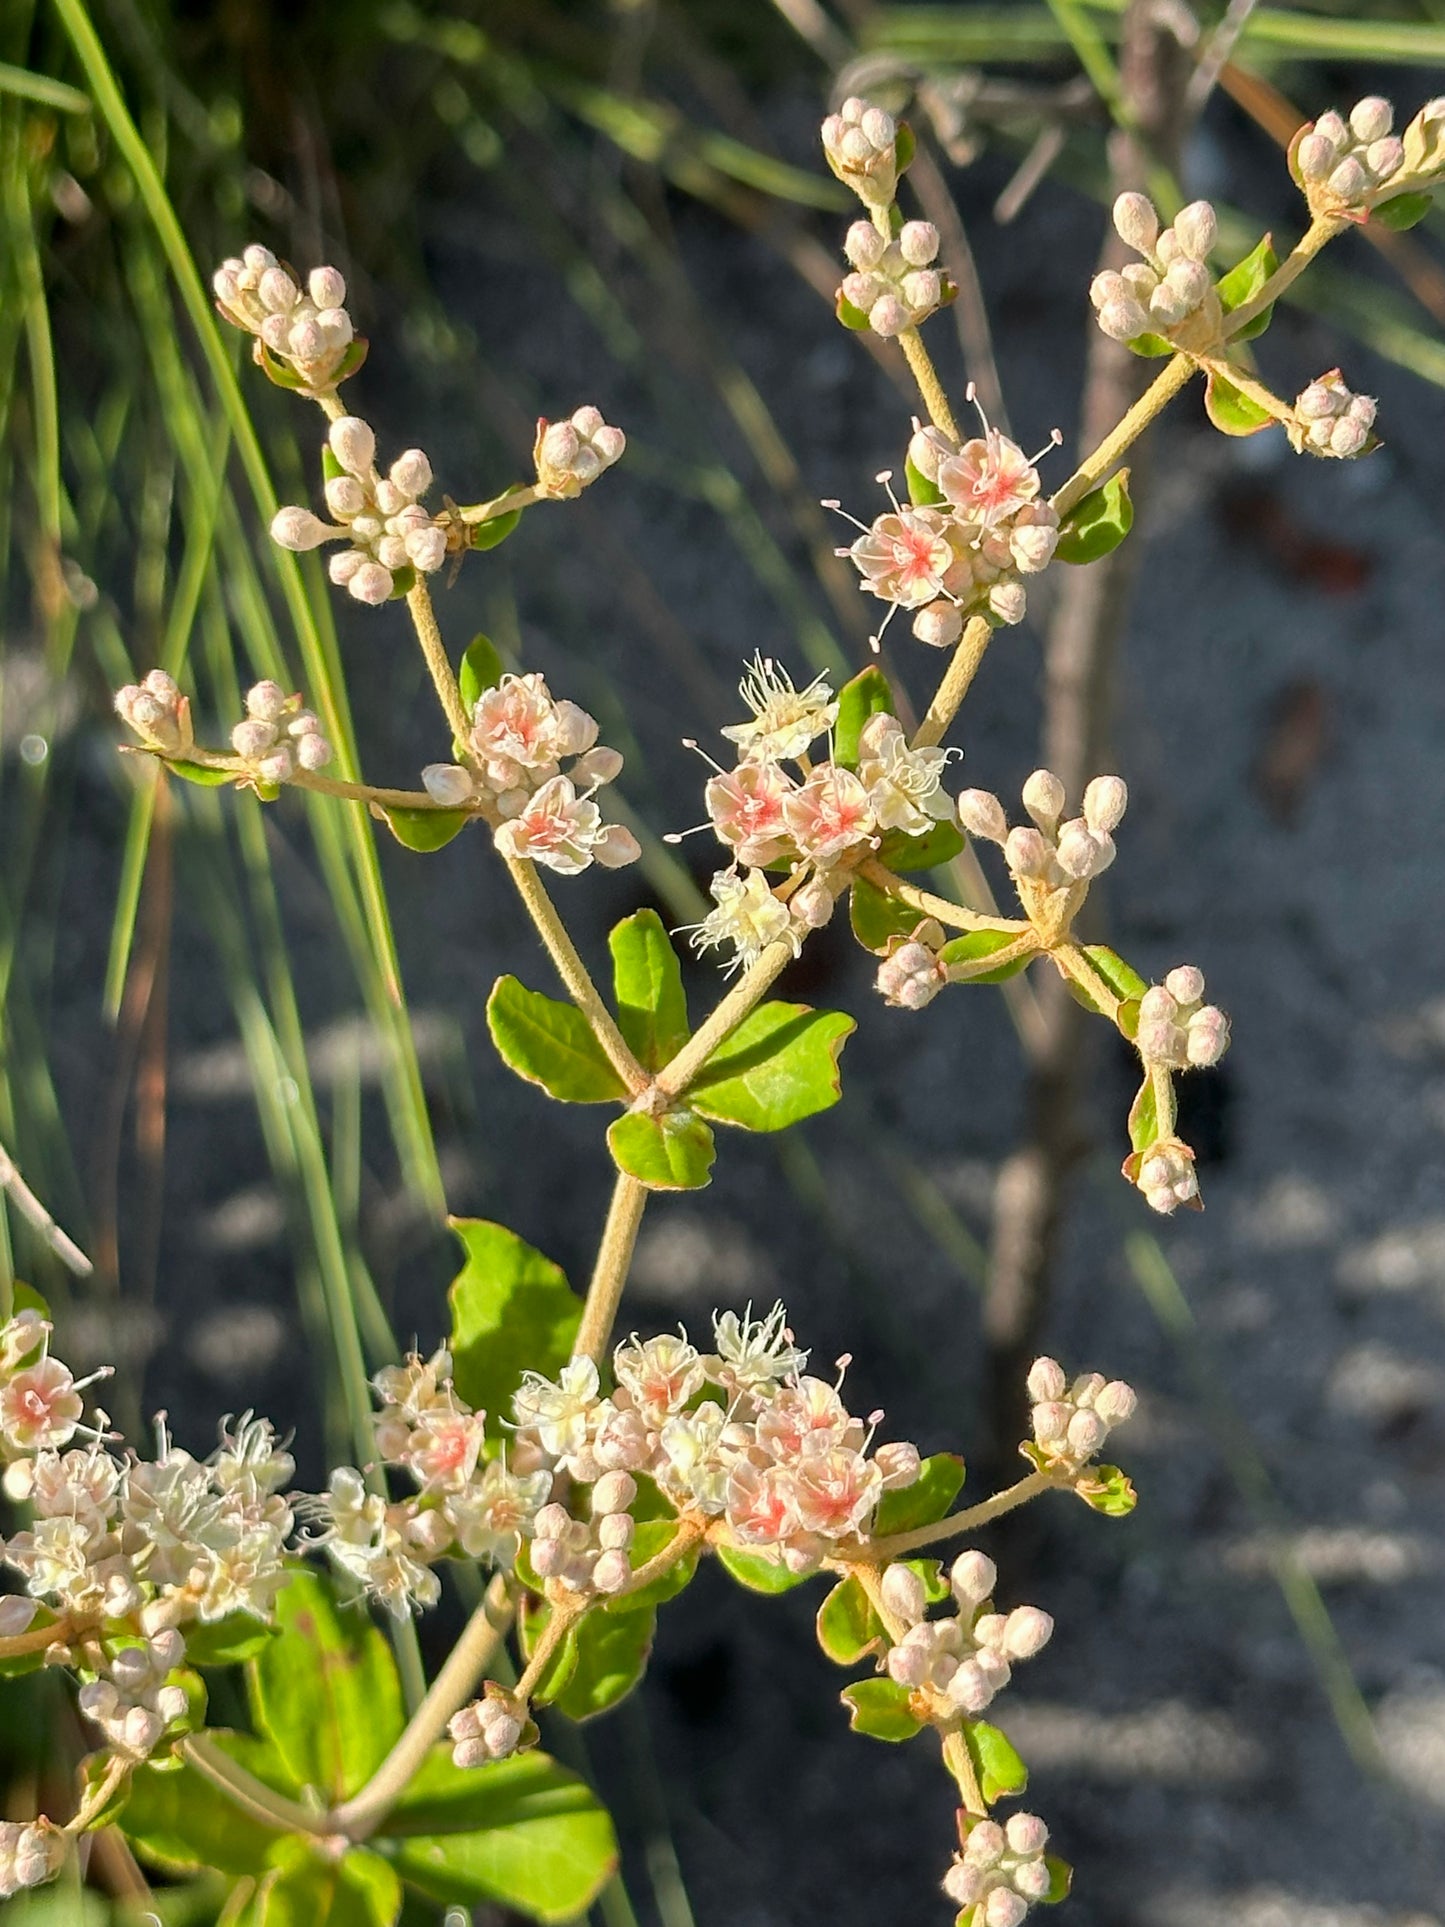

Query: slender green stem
[[575, 1173, 650, 1362], [854, 1470, 1053, 1561], [654, 936, 797, 1097], [458, 483, 540, 525], [328, 1574, 514, 1841], [911, 614, 993, 750], [180, 1735, 325, 1837], [405, 577, 472, 750], [1051, 353, 1197, 520], [126, 746, 472, 815], [1223, 213, 1346, 338], [1195, 354, 1293, 424], [897, 329, 959, 440], [857, 860, 1020, 936]]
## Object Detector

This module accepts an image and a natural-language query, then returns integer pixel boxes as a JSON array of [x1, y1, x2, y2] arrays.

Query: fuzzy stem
[[1223, 212, 1346, 337], [128, 746, 479, 815], [854, 1470, 1053, 1562], [654, 936, 797, 1097], [574, 1173, 650, 1363], [898, 328, 959, 440], [503, 857, 649, 1095], [944, 931, 1041, 984], [64, 1753, 132, 1836], [405, 577, 472, 750], [856, 861, 1021, 936], [0, 1613, 96, 1660], [1050, 352, 1197, 520], [514, 1594, 590, 1700], [942, 1727, 988, 1817], [180, 1734, 326, 1836], [1051, 942, 1123, 1022], [1194, 354, 1295, 424], [328, 1574, 514, 1841], [620, 1517, 705, 1596], [910, 615, 993, 750], [458, 484, 540, 525]]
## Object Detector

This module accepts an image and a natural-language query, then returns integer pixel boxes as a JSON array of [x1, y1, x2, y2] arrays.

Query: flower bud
[[598, 1512, 634, 1551], [1165, 258, 1211, 308], [1031, 1400, 1070, 1445], [257, 267, 298, 313], [1350, 96, 1393, 144], [898, 220, 939, 267], [874, 1439, 921, 1488], [309, 265, 347, 309], [984, 1892, 1028, 1927], [887, 1640, 931, 1688], [417, 763, 470, 807], [1097, 296, 1150, 343], [1002, 1605, 1053, 1658], [988, 580, 1027, 626], [1005, 825, 1054, 880], [867, 292, 909, 338], [231, 720, 275, 761], [790, 879, 835, 930], [594, 824, 642, 869], [1066, 1408, 1106, 1458], [1006, 1811, 1049, 1855], [0, 1596, 38, 1636], [348, 561, 393, 604], [1081, 774, 1127, 835], [1328, 156, 1369, 202], [1112, 191, 1159, 254], [1055, 820, 1113, 880], [950, 1550, 997, 1607], [1366, 136, 1404, 181], [964, 1820, 1006, 1868], [843, 221, 886, 270], [1173, 200, 1218, 261], [389, 449, 433, 499], [908, 424, 954, 482], [329, 415, 376, 475], [1186, 1005, 1231, 1067], [294, 732, 332, 771], [1095, 1379, 1137, 1428], [877, 940, 945, 1011], [591, 1470, 636, 1516], [1021, 768, 1064, 831], [880, 1562, 926, 1626], [406, 526, 448, 574], [1295, 132, 1338, 181], [592, 1549, 632, 1594], [270, 506, 331, 551], [943, 1861, 983, 1907], [912, 598, 963, 649], [1164, 964, 1204, 1006]]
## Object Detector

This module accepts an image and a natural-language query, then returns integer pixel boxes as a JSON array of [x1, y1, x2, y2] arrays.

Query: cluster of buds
[[509, 1303, 918, 1583], [314, 1348, 551, 1616], [2, 1306, 297, 1632], [875, 923, 950, 1012], [884, 1550, 1052, 1718], [1131, 1137, 1201, 1215], [77, 1631, 189, 1762], [1136, 967, 1231, 1071], [1091, 194, 1220, 349], [841, 415, 1059, 648], [213, 246, 357, 391], [0, 1821, 65, 1901], [530, 1472, 637, 1596], [1025, 1358, 1136, 1476], [422, 671, 639, 877], [271, 416, 447, 605], [681, 661, 957, 971], [821, 96, 901, 208], [1292, 97, 1406, 215], [1289, 370, 1378, 459], [944, 1812, 1053, 1925], [230, 680, 333, 785], [113, 669, 193, 757], [533, 407, 626, 500], [959, 770, 1126, 934], [448, 1684, 530, 1767], [839, 219, 944, 337]]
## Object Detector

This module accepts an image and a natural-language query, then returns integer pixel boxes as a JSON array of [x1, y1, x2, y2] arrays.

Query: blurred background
[[2, 0, 1445, 1922]]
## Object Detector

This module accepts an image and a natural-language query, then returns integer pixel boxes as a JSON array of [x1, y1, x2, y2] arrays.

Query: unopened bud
[[1026, 1356, 1067, 1403], [988, 580, 1027, 626], [1021, 768, 1064, 831], [1055, 820, 1113, 880], [422, 763, 473, 807], [874, 1439, 921, 1489], [1173, 200, 1218, 260], [1350, 96, 1393, 144], [1006, 1811, 1049, 1855], [1095, 1379, 1137, 1427], [1164, 964, 1204, 1006], [389, 449, 433, 499], [912, 599, 963, 649], [843, 221, 886, 271], [592, 1549, 632, 1594], [329, 415, 376, 475], [877, 941, 945, 1011], [1005, 825, 1054, 880], [1066, 1409, 1106, 1458], [591, 1470, 636, 1516], [1003, 1605, 1053, 1658], [950, 1550, 997, 1607], [791, 879, 835, 929], [1328, 156, 1369, 203], [1296, 132, 1338, 181], [1112, 191, 1159, 254], [880, 1562, 926, 1626], [270, 506, 331, 551], [956, 788, 1007, 843], [898, 220, 939, 268], [1186, 1005, 1231, 1067]]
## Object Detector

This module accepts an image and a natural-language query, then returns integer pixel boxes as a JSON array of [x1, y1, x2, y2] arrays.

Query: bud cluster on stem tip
[[944, 1811, 1053, 1923], [0, 1822, 65, 1900], [1028, 1357, 1136, 1472], [449, 1686, 526, 1766], [78, 1631, 189, 1761], [230, 681, 333, 786], [1136, 968, 1231, 1070], [1292, 98, 1406, 212], [1290, 370, 1377, 459], [1090, 194, 1220, 346], [533, 406, 626, 499], [962, 770, 1126, 890], [840, 219, 943, 336], [114, 668, 193, 757], [270, 415, 448, 604], [877, 933, 947, 1010], [212, 245, 357, 390], [821, 96, 900, 207]]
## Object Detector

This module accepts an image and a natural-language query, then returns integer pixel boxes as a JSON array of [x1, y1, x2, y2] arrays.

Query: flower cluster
[[271, 415, 447, 605], [230, 680, 333, 785], [1292, 97, 1406, 214], [449, 1684, 530, 1767], [959, 769, 1126, 895], [77, 1631, 189, 1762], [821, 95, 901, 207], [533, 407, 626, 500], [1025, 1357, 1136, 1476], [113, 669, 193, 757], [876, 926, 949, 1011], [531, 1473, 636, 1596], [884, 1549, 1052, 1719], [213, 246, 357, 391], [1289, 370, 1378, 459], [840, 419, 1059, 648], [944, 1812, 1054, 1925], [1091, 194, 1220, 348], [313, 1348, 551, 1617], [0, 1821, 65, 1901], [840, 219, 944, 337], [1136, 967, 1231, 1071], [421, 670, 640, 876], [682, 659, 957, 972]]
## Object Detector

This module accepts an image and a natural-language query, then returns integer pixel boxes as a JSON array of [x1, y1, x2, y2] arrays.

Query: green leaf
[[470, 505, 522, 551], [964, 1720, 1028, 1800], [386, 565, 416, 601], [606, 1110, 715, 1190], [835, 289, 872, 331], [554, 1607, 656, 1720], [1056, 469, 1134, 565], [603, 1520, 700, 1613], [254, 1845, 400, 1927], [248, 1570, 404, 1802], [904, 454, 944, 506], [1218, 234, 1278, 341], [1074, 1463, 1138, 1516], [447, 1218, 582, 1434], [1127, 1077, 1159, 1155], [375, 804, 470, 853], [459, 632, 505, 714], [1125, 331, 1174, 357], [1079, 945, 1147, 1002], [894, 121, 916, 173], [938, 930, 1032, 982], [877, 818, 964, 870], [76, 1749, 133, 1831], [121, 1733, 289, 1875], [166, 758, 234, 788], [1373, 189, 1434, 231], [185, 1613, 277, 1667], [608, 911, 690, 1071], [816, 1576, 885, 1666], [1044, 1856, 1073, 1904], [690, 1001, 854, 1132], [1203, 369, 1274, 438], [872, 1453, 965, 1536], [386, 1747, 618, 1923], [332, 338, 369, 386], [840, 1678, 923, 1742], [903, 1556, 951, 1604], [714, 1540, 809, 1593], [487, 977, 629, 1104], [834, 666, 896, 769], [849, 875, 924, 955]]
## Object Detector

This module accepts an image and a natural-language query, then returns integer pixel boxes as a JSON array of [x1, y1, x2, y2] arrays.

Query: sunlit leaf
[[487, 977, 629, 1104], [447, 1218, 582, 1434]]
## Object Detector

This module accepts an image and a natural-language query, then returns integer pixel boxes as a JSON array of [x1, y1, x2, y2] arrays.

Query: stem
[[944, 931, 1041, 984], [910, 615, 993, 750], [514, 1594, 589, 1701], [857, 860, 1021, 936], [1050, 352, 1197, 519], [1149, 1059, 1178, 1139], [328, 1574, 514, 1840], [0, 1613, 95, 1659], [503, 857, 649, 1095], [620, 1518, 705, 1597], [574, 1174, 650, 1363], [1051, 942, 1122, 1022], [180, 1735, 325, 1836], [848, 1559, 910, 1643], [405, 577, 472, 750], [942, 1727, 988, 1817], [458, 484, 540, 525], [1223, 213, 1345, 337], [1195, 354, 1294, 424], [898, 328, 959, 440], [654, 936, 797, 1097], [64, 1754, 131, 1836], [855, 1470, 1053, 1562]]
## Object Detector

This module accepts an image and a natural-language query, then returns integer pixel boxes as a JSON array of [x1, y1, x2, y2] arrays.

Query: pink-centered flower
[[492, 776, 605, 875], [938, 430, 1043, 532], [782, 764, 876, 868], [725, 1460, 799, 1545], [790, 1447, 882, 1537], [470, 673, 597, 790], [0, 1358, 83, 1453], [848, 508, 955, 608], [704, 761, 797, 868]]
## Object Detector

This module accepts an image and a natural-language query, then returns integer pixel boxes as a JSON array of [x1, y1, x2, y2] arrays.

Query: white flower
[[781, 763, 877, 867], [493, 775, 636, 876], [512, 1358, 601, 1462], [711, 1302, 808, 1392], [856, 713, 953, 834], [444, 1456, 553, 1566], [720, 655, 839, 763], [612, 1332, 705, 1428], [686, 869, 800, 975]]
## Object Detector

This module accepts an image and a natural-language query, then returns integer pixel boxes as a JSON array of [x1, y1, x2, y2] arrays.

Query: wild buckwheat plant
[[5, 85, 1444, 1927]]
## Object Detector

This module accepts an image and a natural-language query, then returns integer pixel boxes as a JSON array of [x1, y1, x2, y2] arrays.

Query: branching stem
[[575, 1174, 650, 1362], [853, 1470, 1053, 1562]]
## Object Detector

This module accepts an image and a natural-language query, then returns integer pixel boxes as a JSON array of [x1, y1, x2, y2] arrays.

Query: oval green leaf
[[816, 1575, 885, 1667], [1127, 1075, 1160, 1155], [872, 1452, 965, 1537], [607, 1109, 715, 1190], [459, 633, 505, 714], [834, 666, 896, 769], [964, 1719, 1029, 1801], [253, 1845, 400, 1927], [375, 803, 471, 852], [905, 454, 944, 506], [554, 1606, 656, 1721], [1204, 369, 1275, 438], [938, 929, 1032, 983], [608, 910, 690, 1071], [877, 818, 964, 871], [1372, 189, 1434, 231], [840, 1678, 923, 1742], [835, 289, 872, 331], [487, 977, 630, 1104], [470, 503, 522, 551], [689, 1002, 854, 1132], [1074, 1463, 1138, 1516], [184, 1613, 277, 1667], [165, 758, 234, 788], [714, 1540, 809, 1594], [1218, 234, 1278, 342], [120, 1732, 290, 1875], [447, 1217, 582, 1434], [603, 1520, 700, 1614], [1056, 469, 1134, 565]]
